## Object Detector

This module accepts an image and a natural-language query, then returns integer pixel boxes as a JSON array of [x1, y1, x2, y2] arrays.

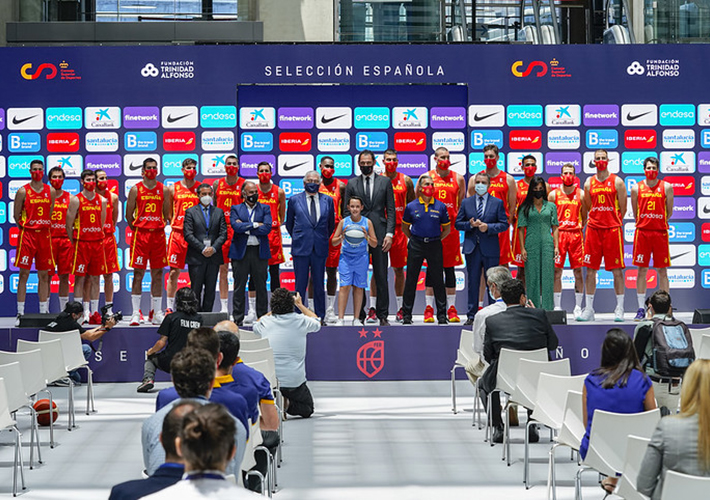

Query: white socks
[[132, 294, 141, 315], [616, 294, 625, 309], [166, 296, 175, 311], [248, 296, 256, 313], [152, 296, 162, 313], [395, 296, 403, 310], [59, 296, 69, 312], [553, 293, 562, 310], [220, 298, 229, 313], [447, 295, 456, 309], [637, 293, 645, 309], [17, 302, 25, 315], [328, 295, 336, 310], [587, 293, 595, 311], [83, 301, 90, 316], [575, 292, 584, 308], [91, 300, 99, 314], [425, 295, 434, 308], [39, 301, 49, 314], [369, 292, 376, 309]]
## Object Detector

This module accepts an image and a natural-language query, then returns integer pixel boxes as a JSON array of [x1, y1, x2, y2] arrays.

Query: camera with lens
[[101, 304, 123, 326]]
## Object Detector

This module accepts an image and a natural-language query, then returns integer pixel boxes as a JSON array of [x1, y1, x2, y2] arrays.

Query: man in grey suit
[[344, 150, 396, 325], [183, 183, 227, 312]]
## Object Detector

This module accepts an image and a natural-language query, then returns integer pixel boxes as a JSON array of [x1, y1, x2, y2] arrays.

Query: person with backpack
[[633, 290, 695, 415]]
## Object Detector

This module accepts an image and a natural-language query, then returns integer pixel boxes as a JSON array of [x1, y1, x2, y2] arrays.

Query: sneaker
[[423, 305, 435, 323], [229, 314, 234, 322], [447, 305, 461, 323], [395, 308, 404, 323], [243, 310, 257, 325], [89, 311, 102, 325], [332, 318, 343, 327], [403, 318, 413, 325], [165, 308, 174, 315], [573, 305, 583, 320], [365, 307, 378, 325], [129, 311, 142, 326], [137, 380, 154, 393], [438, 317, 448, 325], [577, 307, 595, 322], [509, 405, 519, 427], [324, 307, 337, 325], [351, 318, 363, 326], [152, 309, 165, 325], [478, 305, 484, 311], [614, 306, 625, 322], [82, 312, 90, 324], [14, 314, 21, 327], [634, 307, 646, 321], [148, 309, 154, 323]]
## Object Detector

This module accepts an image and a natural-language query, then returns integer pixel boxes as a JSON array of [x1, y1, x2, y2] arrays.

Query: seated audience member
[[480, 279, 559, 443], [142, 349, 247, 478], [110, 401, 198, 500], [637, 359, 710, 499], [582, 328, 657, 494], [253, 288, 321, 418], [142, 404, 259, 499], [138, 287, 203, 393], [471, 266, 512, 357]]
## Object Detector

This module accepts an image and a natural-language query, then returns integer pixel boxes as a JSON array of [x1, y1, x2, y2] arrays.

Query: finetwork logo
[[241, 132, 273, 153], [201, 131, 234, 152], [583, 105, 619, 126], [470, 130, 503, 150], [673, 197, 697, 220], [506, 105, 543, 127], [700, 152, 710, 173], [432, 132, 465, 152], [621, 104, 658, 127], [317, 132, 350, 152], [85, 107, 121, 129], [240, 107, 276, 130], [278, 107, 314, 130], [125, 132, 158, 151], [392, 107, 427, 129], [316, 107, 352, 130], [123, 107, 159, 129], [46, 107, 82, 130], [547, 130, 580, 150], [354, 107, 390, 129], [7, 108, 44, 131], [586, 129, 618, 148], [239, 155, 275, 177], [85, 155, 121, 176], [468, 105, 505, 127], [429, 107, 465, 129], [663, 129, 695, 149], [545, 105, 581, 127], [356, 132, 388, 151], [545, 152, 581, 174], [660, 151, 695, 173], [162, 106, 198, 129], [85, 132, 119, 152]]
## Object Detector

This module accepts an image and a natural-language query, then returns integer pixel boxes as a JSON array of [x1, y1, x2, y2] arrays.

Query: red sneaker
[[89, 311, 102, 325], [395, 308, 404, 323], [148, 309, 154, 322], [423, 305, 435, 323], [447, 305, 460, 323], [365, 307, 378, 325]]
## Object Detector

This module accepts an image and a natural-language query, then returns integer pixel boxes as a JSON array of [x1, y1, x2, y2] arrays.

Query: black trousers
[[281, 382, 314, 418], [478, 386, 533, 429], [402, 237, 447, 322], [188, 260, 220, 312], [360, 244, 389, 320], [232, 246, 268, 325]]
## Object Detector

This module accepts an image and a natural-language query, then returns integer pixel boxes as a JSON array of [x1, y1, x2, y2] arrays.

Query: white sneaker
[[152, 309, 165, 325], [14, 315, 21, 327], [83, 312, 90, 324], [229, 314, 234, 322], [577, 307, 595, 322], [332, 318, 344, 326], [324, 307, 337, 324], [352, 318, 363, 326], [614, 306, 625, 322], [129, 312, 141, 326], [573, 305, 583, 320], [243, 310, 256, 325]]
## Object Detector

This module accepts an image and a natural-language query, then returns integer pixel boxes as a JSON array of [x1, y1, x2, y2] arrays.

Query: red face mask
[[184, 169, 197, 180], [97, 180, 108, 191], [645, 169, 658, 181], [437, 159, 451, 171], [523, 166, 537, 178], [83, 180, 96, 192], [30, 170, 43, 182], [50, 178, 64, 190], [258, 172, 272, 184], [144, 168, 158, 180], [321, 167, 334, 179], [595, 159, 608, 171], [225, 165, 239, 177], [384, 161, 398, 173], [561, 173, 576, 186], [421, 185, 435, 197], [484, 158, 497, 170]]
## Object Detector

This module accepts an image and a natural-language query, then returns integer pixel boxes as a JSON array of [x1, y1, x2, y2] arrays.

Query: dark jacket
[[455, 194, 509, 256], [228, 202, 272, 261], [285, 192, 335, 257], [108, 463, 184, 500], [183, 203, 227, 266], [344, 174, 396, 243]]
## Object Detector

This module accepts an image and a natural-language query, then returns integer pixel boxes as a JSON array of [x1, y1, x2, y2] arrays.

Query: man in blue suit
[[286, 171, 335, 321], [456, 172, 509, 325], [229, 181, 272, 326]]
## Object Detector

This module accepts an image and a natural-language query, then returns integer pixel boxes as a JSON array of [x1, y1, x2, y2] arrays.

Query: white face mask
[[200, 195, 212, 206]]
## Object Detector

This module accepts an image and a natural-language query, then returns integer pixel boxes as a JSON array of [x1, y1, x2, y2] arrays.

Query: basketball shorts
[[326, 233, 342, 268], [339, 252, 368, 288], [73, 239, 107, 276], [268, 227, 285, 266], [583, 226, 624, 270], [498, 228, 513, 266], [442, 228, 462, 268], [167, 229, 188, 269], [131, 228, 167, 270], [633, 229, 670, 268], [104, 234, 120, 274], [51, 237, 74, 275], [388, 228, 408, 268], [555, 230, 584, 269], [17, 228, 54, 271], [222, 223, 234, 265]]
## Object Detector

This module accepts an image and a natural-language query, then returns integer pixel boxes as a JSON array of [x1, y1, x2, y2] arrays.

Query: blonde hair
[[678, 359, 710, 471]]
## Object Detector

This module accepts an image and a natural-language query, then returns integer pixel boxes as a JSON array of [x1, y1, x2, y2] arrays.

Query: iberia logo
[[624, 129, 657, 149], [356, 328, 384, 378], [512, 58, 571, 78], [509, 130, 542, 150], [279, 132, 312, 152], [163, 132, 196, 151], [21, 61, 81, 81], [665, 176, 695, 196], [394, 132, 427, 151], [47, 133, 80, 153]]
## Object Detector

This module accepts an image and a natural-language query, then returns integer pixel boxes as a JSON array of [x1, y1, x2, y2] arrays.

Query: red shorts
[[326, 233, 341, 268], [555, 230, 585, 269], [17, 228, 54, 271], [268, 228, 285, 266], [511, 224, 525, 267], [442, 228, 463, 268], [583, 226, 625, 270], [633, 229, 670, 268], [389, 228, 408, 268], [51, 237, 74, 275], [222, 224, 234, 265], [131, 227, 167, 270], [498, 228, 513, 266], [72, 239, 107, 276], [167, 229, 189, 269], [104, 234, 120, 274]]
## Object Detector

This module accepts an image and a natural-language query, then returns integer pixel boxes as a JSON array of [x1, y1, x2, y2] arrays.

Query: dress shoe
[[508, 405, 519, 427], [528, 424, 540, 443], [403, 318, 413, 325], [379, 318, 390, 326], [492, 426, 504, 444], [464, 317, 474, 326]]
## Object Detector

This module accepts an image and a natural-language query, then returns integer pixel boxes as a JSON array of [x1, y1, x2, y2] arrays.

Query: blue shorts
[[339, 252, 368, 288]]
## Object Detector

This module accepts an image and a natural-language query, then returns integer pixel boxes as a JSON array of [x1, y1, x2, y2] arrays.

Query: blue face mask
[[475, 183, 488, 196], [304, 182, 320, 193]]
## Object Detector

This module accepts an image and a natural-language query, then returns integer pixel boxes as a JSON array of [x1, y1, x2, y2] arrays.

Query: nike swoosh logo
[[167, 113, 193, 123], [473, 111, 499, 122], [320, 114, 346, 124], [626, 111, 651, 121], [282, 161, 309, 171], [703, 205, 710, 214], [12, 114, 37, 125], [128, 162, 142, 171], [670, 251, 692, 261]]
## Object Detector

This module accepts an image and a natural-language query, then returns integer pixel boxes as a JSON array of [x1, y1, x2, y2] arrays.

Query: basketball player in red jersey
[[511, 155, 538, 283], [213, 155, 244, 317], [14, 159, 56, 323], [318, 156, 348, 324], [166, 158, 200, 313], [96, 169, 120, 317], [420, 147, 465, 323], [579, 149, 627, 322], [49, 167, 72, 314], [66, 170, 107, 324], [549, 163, 587, 318], [125, 158, 170, 326], [631, 157, 673, 320]]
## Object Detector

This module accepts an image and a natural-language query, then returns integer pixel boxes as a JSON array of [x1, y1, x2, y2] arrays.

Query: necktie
[[477, 196, 484, 220], [365, 176, 371, 203], [202, 206, 210, 228], [310, 195, 317, 225]]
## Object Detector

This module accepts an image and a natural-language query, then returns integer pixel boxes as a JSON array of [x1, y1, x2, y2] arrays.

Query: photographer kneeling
[[45, 301, 117, 385]]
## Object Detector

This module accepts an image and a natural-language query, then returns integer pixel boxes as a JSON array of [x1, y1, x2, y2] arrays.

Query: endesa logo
[[163, 131, 196, 151], [665, 176, 695, 196], [354, 107, 390, 129], [624, 129, 657, 149], [46, 133, 79, 153], [509, 130, 542, 150], [506, 105, 543, 127], [279, 132, 312, 152], [511, 60, 547, 77], [621, 152, 654, 174], [200, 106, 237, 128], [659, 104, 695, 126], [394, 132, 427, 152], [45, 107, 83, 130], [20, 63, 57, 80]]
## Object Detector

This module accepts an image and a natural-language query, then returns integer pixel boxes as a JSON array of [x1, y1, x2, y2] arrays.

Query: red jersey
[[74, 193, 104, 241], [428, 169, 461, 220], [554, 187, 583, 232], [216, 177, 245, 222], [390, 172, 409, 226], [170, 181, 200, 230], [21, 184, 52, 230], [483, 170, 512, 217], [636, 180, 668, 231], [319, 178, 345, 225], [516, 179, 530, 208], [51, 191, 71, 238], [258, 183, 282, 225], [102, 192, 116, 236], [133, 181, 165, 230], [588, 174, 622, 228]]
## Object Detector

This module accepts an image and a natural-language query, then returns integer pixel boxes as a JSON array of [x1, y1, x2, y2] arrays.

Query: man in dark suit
[[481, 279, 559, 443], [109, 401, 194, 500], [229, 181, 272, 326], [286, 171, 335, 321], [344, 150, 396, 325], [183, 183, 227, 312], [456, 172, 509, 325]]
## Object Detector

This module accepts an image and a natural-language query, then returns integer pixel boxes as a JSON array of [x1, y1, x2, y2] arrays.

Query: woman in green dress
[[517, 176, 559, 310]]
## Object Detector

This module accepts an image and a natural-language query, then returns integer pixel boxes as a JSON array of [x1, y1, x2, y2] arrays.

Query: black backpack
[[650, 317, 695, 378]]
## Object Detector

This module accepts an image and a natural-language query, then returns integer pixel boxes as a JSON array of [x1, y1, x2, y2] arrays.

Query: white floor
[[0, 381, 618, 499]]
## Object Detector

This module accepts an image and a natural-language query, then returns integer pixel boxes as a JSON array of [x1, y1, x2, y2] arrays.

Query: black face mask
[[246, 193, 259, 205], [532, 190, 545, 199], [360, 164, 373, 176]]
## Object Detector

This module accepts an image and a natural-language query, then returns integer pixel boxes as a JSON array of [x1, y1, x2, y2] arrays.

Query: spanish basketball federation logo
[[356, 328, 384, 378]]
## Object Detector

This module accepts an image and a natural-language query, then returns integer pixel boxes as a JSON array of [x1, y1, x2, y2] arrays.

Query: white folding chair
[[615, 435, 651, 500], [698, 334, 710, 360], [576, 409, 661, 500], [0, 377, 26, 496], [661, 470, 710, 499], [240, 337, 271, 352], [249, 358, 283, 477], [17, 339, 77, 430], [237, 328, 261, 341], [688, 327, 710, 355], [548, 390, 585, 500], [244, 417, 275, 497], [0, 349, 56, 450], [450, 328, 474, 413]]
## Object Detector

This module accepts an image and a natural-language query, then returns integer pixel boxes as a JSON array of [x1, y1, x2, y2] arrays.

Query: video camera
[[101, 304, 123, 326]]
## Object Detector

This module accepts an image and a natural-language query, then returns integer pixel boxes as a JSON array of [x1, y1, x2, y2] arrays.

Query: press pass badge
[[203, 239, 211, 248]]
